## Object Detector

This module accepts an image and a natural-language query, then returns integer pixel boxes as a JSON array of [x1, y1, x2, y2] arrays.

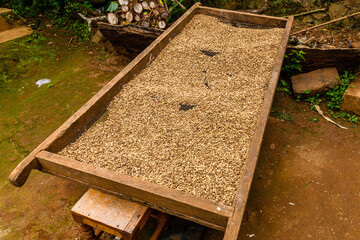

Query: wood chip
[[60, 15, 284, 206]]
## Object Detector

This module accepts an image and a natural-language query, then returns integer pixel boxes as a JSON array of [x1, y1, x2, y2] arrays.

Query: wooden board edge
[[98, 22, 164, 35], [8, 2, 201, 188], [197, 6, 287, 28], [35, 150, 232, 231], [223, 16, 294, 240]]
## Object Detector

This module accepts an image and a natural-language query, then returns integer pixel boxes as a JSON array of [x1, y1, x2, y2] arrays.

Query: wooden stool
[[72, 189, 169, 240]]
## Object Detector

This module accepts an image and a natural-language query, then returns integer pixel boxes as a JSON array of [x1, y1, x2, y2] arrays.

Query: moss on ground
[[0, 29, 123, 239]]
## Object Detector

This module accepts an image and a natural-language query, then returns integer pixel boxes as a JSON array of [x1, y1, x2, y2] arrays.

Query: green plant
[[107, 1, 119, 12], [282, 50, 306, 76], [310, 117, 319, 123], [305, 93, 322, 109], [265, 0, 303, 16], [1, 0, 94, 41], [277, 79, 292, 95], [271, 108, 293, 121], [325, 70, 355, 110], [295, 89, 310, 102]]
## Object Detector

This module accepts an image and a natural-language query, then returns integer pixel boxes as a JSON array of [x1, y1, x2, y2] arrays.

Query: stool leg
[[80, 223, 96, 240], [150, 212, 169, 240], [72, 213, 96, 240]]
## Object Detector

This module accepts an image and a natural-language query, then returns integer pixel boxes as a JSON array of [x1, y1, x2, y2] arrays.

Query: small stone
[[342, 18, 353, 26], [341, 76, 360, 115], [291, 68, 340, 96], [302, 15, 315, 24], [92, 30, 105, 44], [270, 143, 275, 150], [328, 3, 348, 19], [312, 12, 329, 21]]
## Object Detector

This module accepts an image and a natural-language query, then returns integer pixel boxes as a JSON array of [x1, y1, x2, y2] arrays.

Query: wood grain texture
[[223, 16, 294, 240], [8, 2, 201, 188], [37, 150, 232, 231], [98, 23, 163, 58], [72, 189, 151, 238], [197, 6, 287, 28], [286, 47, 360, 72]]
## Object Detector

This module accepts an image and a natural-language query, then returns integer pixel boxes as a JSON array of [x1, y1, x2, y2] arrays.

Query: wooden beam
[[286, 47, 360, 72], [197, 6, 288, 28], [36, 150, 232, 231], [8, 2, 201, 188], [223, 16, 294, 240]]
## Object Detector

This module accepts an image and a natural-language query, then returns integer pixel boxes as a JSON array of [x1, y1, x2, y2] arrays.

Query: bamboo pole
[[291, 11, 360, 36]]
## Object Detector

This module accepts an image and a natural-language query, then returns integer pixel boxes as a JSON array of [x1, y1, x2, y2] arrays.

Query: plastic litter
[[36, 79, 51, 87]]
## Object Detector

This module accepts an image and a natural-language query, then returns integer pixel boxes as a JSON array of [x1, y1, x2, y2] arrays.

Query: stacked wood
[[107, 0, 170, 29]]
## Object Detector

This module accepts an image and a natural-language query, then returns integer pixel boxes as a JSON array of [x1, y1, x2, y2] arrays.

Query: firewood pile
[[107, 0, 180, 29]]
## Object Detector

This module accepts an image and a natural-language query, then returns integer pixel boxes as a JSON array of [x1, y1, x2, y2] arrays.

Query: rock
[[91, 30, 104, 43], [291, 68, 339, 96], [301, 15, 315, 24], [341, 76, 360, 116], [342, 18, 353, 26], [345, 0, 360, 8], [312, 12, 329, 21], [328, 3, 348, 19]]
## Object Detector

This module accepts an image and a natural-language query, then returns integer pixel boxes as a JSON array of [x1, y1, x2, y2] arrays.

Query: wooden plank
[[8, 2, 201, 188], [72, 189, 149, 238], [36, 150, 233, 231], [124, 205, 151, 236], [0, 27, 33, 43], [98, 23, 163, 58], [286, 47, 360, 72], [223, 16, 294, 240], [197, 6, 287, 28]]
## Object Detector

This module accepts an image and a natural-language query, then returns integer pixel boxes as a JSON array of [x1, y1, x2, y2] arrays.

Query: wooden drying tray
[[9, 3, 293, 239]]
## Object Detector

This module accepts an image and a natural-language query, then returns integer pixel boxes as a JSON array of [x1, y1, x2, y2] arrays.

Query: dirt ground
[[1, 16, 360, 240]]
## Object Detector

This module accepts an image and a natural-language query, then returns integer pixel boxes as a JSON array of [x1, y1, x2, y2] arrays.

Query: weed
[[266, 0, 303, 16], [310, 117, 319, 123], [295, 89, 310, 102], [271, 108, 293, 121], [325, 70, 355, 110], [277, 79, 292, 95], [282, 50, 306, 76], [305, 94, 322, 109]]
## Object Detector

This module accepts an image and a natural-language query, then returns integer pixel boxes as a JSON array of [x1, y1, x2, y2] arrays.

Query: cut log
[[142, 1, 150, 10], [118, 0, 129, 6], [135, 14, 141, 22], [134, 3, 143, 14], [149, 1, 156, 9], [121, 5, 129, 12], [159, 8, 169, 19], [107, 12, 119, 25], [142, 21, 150, 28], [126, 12, 133, 22], [152, 9, 160, 17], [158, 20, 166, 29]]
